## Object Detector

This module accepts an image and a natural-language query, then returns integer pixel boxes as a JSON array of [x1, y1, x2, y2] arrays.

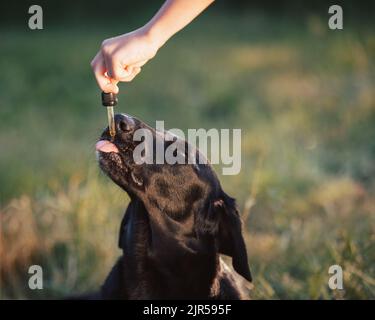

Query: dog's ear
[[118, 201, 138, 250], [217, 196, 252, 282], [195, 194, 252, 282], [118, 212, 128, 250]]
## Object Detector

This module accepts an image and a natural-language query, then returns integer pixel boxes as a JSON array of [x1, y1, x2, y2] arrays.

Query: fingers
[[131, 60, 148, 68], [91, 52, 119, 93], [103, 53, 131, 81], [119, 66, 141, 82], [91, 52, 143, 92]]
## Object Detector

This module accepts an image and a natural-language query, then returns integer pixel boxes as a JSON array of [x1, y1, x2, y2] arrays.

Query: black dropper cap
[[101, 92, 118, 107]]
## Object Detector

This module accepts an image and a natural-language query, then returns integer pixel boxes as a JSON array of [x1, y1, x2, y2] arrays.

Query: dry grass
[[1, 171, 127, 298], [1, 12, 374, 299]]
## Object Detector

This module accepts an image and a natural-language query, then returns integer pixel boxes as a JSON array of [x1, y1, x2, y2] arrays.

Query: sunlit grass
[[1, 12, 374, 299]]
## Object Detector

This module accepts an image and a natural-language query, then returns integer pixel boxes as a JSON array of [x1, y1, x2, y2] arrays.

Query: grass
[[1, 10, 375, 299]]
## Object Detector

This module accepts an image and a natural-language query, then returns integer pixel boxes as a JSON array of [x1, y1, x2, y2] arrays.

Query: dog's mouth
[[96, 138, 127, 178], [95, 140, 119, 154], [95, 113, 146, 192], [95, 139, 125, 174], [96, 113, 176, 193], [96, 136, 139, 194]]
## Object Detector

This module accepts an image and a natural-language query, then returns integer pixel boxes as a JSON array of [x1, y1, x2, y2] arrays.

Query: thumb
[[103, 72, 119, 94]]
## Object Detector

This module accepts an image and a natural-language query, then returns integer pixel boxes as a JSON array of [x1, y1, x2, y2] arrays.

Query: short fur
[[95, 114, 251, 299]]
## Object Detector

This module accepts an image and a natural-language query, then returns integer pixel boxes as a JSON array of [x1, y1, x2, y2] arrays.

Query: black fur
[[94, 114, 251, 299]]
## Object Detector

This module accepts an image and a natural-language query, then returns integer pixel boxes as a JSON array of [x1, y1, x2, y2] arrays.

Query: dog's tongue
[[95, 140, 119, 153]]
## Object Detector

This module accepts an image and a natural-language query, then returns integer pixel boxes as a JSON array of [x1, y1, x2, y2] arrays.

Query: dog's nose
[[115, 114, 135, 133]]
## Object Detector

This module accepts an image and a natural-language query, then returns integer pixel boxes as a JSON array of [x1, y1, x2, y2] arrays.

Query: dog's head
[[96, 114, 251, 281]]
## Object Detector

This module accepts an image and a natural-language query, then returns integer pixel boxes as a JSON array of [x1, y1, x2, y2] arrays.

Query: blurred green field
[[1, 11, 375, 299]]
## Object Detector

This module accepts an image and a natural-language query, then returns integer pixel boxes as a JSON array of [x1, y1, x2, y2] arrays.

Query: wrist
[[141, 21, 170, 50]]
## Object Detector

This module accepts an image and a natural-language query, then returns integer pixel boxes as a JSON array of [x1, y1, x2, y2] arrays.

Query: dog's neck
[[119, 198, 220, 299]]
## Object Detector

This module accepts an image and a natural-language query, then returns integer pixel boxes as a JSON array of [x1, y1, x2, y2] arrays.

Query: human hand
[[91, 27, 160, 93], [91, 0, 214, 93]]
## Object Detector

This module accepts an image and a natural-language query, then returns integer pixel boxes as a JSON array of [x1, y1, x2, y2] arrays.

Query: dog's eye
[[119, 120, 131, 132]]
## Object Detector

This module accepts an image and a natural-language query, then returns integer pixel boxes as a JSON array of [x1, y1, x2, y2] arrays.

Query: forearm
[[91, 0, 214, 91], [144, 0, 215, 47]]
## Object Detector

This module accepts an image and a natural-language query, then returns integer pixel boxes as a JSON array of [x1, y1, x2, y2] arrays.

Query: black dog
[[95, 114, 251, 299]]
